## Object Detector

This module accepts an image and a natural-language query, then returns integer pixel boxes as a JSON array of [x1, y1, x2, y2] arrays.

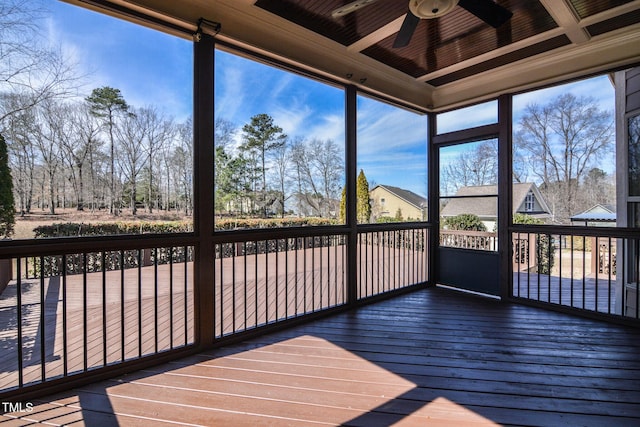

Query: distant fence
[[440, 229, 542, 272], [440, 229, 497, 251]]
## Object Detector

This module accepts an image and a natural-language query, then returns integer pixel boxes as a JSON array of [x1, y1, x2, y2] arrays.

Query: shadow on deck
[[3, 286, 640, 426]]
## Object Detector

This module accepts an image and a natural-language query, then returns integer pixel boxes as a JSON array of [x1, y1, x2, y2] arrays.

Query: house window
[[525, 192, 535, 212], [380, 198, 385, 205]]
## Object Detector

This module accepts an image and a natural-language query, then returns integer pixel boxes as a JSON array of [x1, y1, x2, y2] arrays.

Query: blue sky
[[214, 50, 346, 144], [47, 0, 193, 120], [44, 1, 615, 198]]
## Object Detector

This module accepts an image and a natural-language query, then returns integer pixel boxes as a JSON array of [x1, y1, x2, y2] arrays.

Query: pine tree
[[339, 170, 372, 223], [0, 133, 16, 238], [356, 169, 371, 223], [86, 86, 130, 215], [240, 114, 287, 217], [339, 186, 346, 223]]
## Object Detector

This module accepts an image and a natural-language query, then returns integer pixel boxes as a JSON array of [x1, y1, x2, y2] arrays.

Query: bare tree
[[577, 167, 615, 209], [289, 138, 343, 217], [270, 140, 289, 217], [215, 117, 236, 149], [32, 100, 65, 214], [0, 1, 81, 124], [515, 93, 613, 222], [290, 137, 320, 216], [3, 94, 36, 214], [171, 118, 193, 215], [60, 103, 102, 211], [441, 140, 498, 195], [142, 106, 174, 213], [310, 138, 342, 217], [115, 107, 147, 216]]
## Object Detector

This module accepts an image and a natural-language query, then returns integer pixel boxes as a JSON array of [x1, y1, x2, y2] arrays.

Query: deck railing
[[357, 226, 428, 299], [211, 226, 429, 337], [6, 221, 636, 398], [213, 233, 348, 337], [0, 238, 196, 395], [511, 225, 639, 321], [0, 224, 430, 397]]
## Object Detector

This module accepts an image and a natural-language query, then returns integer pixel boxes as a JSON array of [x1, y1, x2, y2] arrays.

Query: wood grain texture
[[3, 286, 640, 426]]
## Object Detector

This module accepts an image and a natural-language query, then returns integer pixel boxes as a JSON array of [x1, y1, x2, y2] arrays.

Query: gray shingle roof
[[374, 185, 427, 209], [570, 204, 617, 222], [440, 183, 549, 218]]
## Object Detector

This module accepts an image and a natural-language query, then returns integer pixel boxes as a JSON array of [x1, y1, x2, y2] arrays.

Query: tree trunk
[[48, 172, 55, 215], [77, 163, 84, 211]]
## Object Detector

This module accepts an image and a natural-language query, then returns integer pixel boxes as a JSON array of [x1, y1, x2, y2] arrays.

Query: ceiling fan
[[331, 0, 513, 48]]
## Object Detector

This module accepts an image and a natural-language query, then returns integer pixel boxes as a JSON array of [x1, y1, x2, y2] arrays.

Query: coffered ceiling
[[69, 0, 640, 111]]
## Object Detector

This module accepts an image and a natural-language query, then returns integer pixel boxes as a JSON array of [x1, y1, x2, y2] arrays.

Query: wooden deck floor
[[3, 286, 640, 426], [1, 242, 425, 393]]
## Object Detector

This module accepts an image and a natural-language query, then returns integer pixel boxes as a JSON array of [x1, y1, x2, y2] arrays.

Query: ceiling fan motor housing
[[410, 0, 460, 19]]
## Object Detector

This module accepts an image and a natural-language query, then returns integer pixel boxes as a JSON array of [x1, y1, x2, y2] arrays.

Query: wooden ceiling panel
[[255, 0, 407, 46], [586, 7, 640, 36], [256, 1, 558, 78], [426, 35, 571, 86], [569, 0, 635, 19], [362, 0, 556, 77]]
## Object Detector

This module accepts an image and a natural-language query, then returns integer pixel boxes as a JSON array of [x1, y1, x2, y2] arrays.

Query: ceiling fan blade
[[331, 0, 382, 18], [393, 11, 420, 48], [458, 0, 513, 28]]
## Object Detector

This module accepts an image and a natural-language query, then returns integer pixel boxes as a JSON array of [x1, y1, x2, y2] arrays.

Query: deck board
[[3, 286, 640, 426]]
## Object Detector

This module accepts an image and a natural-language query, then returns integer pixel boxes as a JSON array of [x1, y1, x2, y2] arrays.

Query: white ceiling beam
[[347, 15, 405, 52], [415, 27, 568, 83], [539, 0, 590, 44]]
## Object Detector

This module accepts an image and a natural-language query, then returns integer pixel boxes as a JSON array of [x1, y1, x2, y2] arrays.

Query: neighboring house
[[370, 185, 427, 222], [290, 192, 339, 218], [440, 182, 551, 230], [570, 204, 617, 281], [570, 204, 617, 227]]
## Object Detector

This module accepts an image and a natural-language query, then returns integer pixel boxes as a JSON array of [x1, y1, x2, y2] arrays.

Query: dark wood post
[[193, 31, 216, 347], [428, 112, 438, 286], [346, 85, 358, 305], [498, 94, 513, 298]]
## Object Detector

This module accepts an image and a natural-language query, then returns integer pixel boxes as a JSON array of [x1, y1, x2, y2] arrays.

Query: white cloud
[[269, 73, 294, 101], [215, 65, 246, 122], [308, 113, 345, 142], [513, 75, 614, 122], [357, 101, 427, 157], [271, 101, 312, 136]]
